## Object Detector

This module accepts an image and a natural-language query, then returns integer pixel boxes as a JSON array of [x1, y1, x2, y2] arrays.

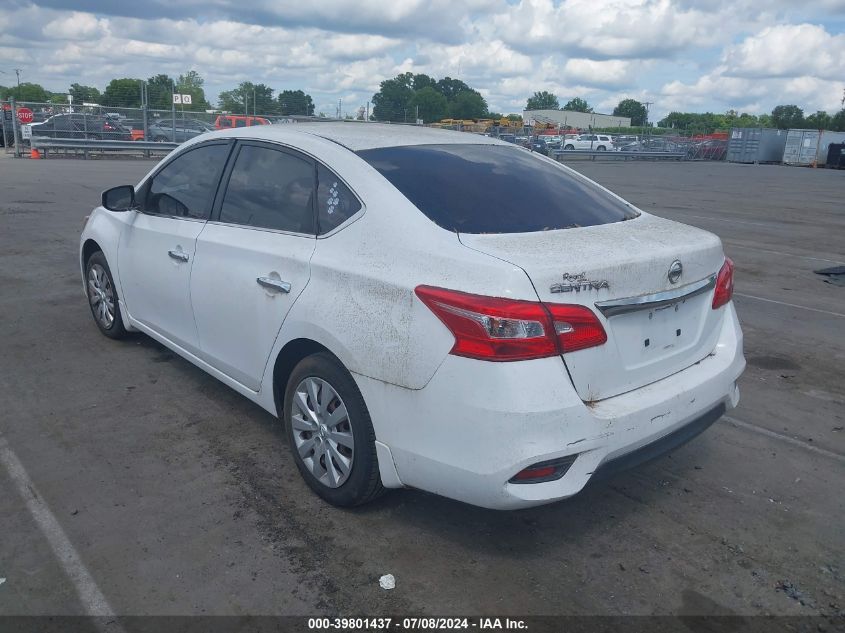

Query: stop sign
[[16, 107, 33, 124]]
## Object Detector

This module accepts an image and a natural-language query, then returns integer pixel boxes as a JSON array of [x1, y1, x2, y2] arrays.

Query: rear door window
[[357, 144, 638, 234], [217, 144, 316, 234]]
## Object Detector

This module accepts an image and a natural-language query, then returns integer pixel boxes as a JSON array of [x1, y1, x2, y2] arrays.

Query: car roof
[[211, 122, 506, 151]]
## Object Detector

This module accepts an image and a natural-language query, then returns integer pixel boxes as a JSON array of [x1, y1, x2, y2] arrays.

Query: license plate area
[[610, 295, 706, 370]]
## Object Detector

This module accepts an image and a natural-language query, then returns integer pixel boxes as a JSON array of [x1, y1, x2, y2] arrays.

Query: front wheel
[[85, 251, 127, 339], [284, 352, 385, 506], [564, 144, 574, 150]]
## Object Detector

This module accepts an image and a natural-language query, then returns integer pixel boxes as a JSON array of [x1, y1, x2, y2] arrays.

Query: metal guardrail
[[553, 149, 687, 161], [30, 137, 179, 151]]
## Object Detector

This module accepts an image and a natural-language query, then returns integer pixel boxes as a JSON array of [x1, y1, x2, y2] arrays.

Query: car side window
[[144, 143, 229, 219], [316, 163, 361, 235], [218, 144, 316, 234]]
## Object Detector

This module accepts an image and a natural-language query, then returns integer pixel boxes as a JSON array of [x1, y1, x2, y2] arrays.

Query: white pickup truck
[[562, 134, 613, 151]]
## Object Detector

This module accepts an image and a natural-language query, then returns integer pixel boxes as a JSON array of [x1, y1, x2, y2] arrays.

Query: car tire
[[153, 135, 168, 142], [564, 144, 574, 150], [284, 352, 385, 507], [85, 251, 128, 340], [596, 145, 606, 151]]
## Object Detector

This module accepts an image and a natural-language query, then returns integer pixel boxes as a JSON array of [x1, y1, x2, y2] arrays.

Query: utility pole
[[253, 87, 256, 117], [366, 101, 369, 122], [171, 80, 176, 142], [14, 69, 21, 88], [642, 101, 653, 136]]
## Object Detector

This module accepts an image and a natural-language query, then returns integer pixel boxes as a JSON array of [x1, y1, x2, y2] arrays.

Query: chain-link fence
[[1, 99, 310, 157], [1, 97, 728, 162]]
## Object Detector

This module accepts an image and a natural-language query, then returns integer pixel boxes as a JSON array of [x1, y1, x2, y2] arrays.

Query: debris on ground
[[0, 578, 5, 586], [379, 574, 395, 590], [777, 579, 815, 607], [814, 266, 845, 287]]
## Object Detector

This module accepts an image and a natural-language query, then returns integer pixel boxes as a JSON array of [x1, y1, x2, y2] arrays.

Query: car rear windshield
[[356, 144, 638, 233]]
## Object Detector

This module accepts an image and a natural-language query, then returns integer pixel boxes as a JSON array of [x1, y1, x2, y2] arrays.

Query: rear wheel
[[284, 352, 384, 506], [85, 251, 127, 339], [596, 145, 606, 151], [564, 144, 574, 150], [153, 135, 168, 142]]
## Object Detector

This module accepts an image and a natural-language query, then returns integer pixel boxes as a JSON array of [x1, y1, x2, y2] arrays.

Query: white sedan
[[80, 123, 744, 509]]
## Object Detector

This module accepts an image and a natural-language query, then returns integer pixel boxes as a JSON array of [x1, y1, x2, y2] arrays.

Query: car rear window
[[356, 144, 638, 233]]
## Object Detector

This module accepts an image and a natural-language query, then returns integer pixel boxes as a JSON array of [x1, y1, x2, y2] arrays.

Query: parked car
[[29, 113, 132, 140], [120, 119, 147, 142], [214, 114, 271, 129], [148, 118, 214, 142], [81, 123, 744, 510], [562, 134, 613, 151]]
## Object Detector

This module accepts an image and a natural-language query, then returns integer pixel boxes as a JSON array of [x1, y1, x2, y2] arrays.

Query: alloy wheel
[[87, 264, 115, 329]]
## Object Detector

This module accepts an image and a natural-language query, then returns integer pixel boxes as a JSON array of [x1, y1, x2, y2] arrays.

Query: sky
[[0, 0, 843, 120]]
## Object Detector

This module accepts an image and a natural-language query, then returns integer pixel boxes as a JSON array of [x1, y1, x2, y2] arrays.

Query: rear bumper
[[356, 303, 745, 510], [590, 402, 725, 482]]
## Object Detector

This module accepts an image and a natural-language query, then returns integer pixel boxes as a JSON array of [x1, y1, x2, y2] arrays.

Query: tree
[[831, 109, 845, 132], [409, 86, 448, 123], [278, 89, 315, 116], [435, 77, 472, 101], [244, 82, 276, 115], [218, 88, 245, 113], [613, 99, 648, 126], [146, 74, 176, 110], [102, 78, 143, 108], [563, 97, 592, 113], [448, 90, 488, 119], [372, 72, 415, 122], [526, 91, 559, 110], [69, 83, 101, 105], [3, 82, 50, 103], [176, 71, 211, 111], [771, 104, 804, 129], [805, 110, 832, 130], [412, 74, 437, 92]]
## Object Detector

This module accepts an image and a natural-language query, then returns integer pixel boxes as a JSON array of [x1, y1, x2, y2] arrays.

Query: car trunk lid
[[459, 214, 727, 401]]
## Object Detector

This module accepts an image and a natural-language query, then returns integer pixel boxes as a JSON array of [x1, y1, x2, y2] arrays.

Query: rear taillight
[[712, 257, 734, 309], [414, 285, 606, 362], [546, 303, 608, 352]]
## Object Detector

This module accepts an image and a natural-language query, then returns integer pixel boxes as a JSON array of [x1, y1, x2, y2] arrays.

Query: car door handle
[[168, 249, 189, 262], [257, 277, 291, 293]]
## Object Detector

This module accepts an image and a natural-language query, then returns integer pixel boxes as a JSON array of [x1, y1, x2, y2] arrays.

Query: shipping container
[[726, 128, 787, 164], [818, 131, 845, 166], [783, 129, 820, 165]]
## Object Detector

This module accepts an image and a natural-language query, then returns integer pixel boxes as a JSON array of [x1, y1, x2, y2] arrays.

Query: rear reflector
[[509, 455, 577, 484], [712, 257, 734, 309], [415, 285, 606, 362]]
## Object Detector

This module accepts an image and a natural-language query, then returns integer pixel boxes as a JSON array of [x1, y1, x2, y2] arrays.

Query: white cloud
[[723, 24, 845, 81]]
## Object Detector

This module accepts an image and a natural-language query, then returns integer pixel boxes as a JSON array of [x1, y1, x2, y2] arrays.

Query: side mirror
[[102, 185, 136, 212]]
